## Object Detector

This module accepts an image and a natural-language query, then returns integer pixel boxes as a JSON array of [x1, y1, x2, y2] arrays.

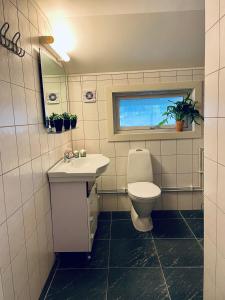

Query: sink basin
[[48, 154, 110, 182]]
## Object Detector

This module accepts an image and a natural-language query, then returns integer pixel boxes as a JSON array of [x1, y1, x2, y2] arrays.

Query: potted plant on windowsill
[[62, 112, 71, 130], [70, 114, 77, 129], [159, 92, 203, 132], [53, 114, 64, 133]]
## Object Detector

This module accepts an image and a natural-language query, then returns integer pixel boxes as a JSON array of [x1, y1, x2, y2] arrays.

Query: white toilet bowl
[[127, 149, 161, 232], [128, 182, 161, 231]]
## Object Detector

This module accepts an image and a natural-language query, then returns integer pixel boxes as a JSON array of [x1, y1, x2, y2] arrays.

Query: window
[[115, 92, 188, 130], [107, 82, 203, 141]]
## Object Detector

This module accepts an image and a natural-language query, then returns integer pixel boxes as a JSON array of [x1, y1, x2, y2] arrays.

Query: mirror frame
[[38, 48, 70, 131]]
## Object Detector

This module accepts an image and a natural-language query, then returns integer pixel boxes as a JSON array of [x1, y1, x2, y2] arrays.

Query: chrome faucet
[[63, 149, 87, 162], [64, 152, 70, 163]]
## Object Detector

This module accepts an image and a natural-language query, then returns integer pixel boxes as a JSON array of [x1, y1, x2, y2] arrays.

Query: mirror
[[39, 49, 69, 129]]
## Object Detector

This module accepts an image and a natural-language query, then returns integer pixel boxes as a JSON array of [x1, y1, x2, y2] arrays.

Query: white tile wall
[[205, 0, 219, 31], [204, 4, 225, 297], [220, 16, 225, 68], [204, 117, 218, 161], [216, 250, 225, 299], [68, 67, 204, 211], [204, 235, 216, 299], [217, 163, 225, 212], [205, 22, 220, 75], [0, 0, 72, 299], [205, 71, 219, 117]]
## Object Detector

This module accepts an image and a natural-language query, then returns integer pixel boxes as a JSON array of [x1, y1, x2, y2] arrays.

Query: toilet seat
[[128, 182, 161, 202]]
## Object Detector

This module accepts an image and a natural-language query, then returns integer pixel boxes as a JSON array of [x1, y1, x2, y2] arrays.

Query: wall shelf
[[47, 127, 78, 134]]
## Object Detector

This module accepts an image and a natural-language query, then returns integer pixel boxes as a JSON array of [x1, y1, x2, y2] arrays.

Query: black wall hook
[[0, 22, 26, 57]]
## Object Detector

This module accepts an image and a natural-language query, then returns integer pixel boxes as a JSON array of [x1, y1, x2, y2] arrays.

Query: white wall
[[0, 0, 71, 299], [204, 0, 225, 298], [68, 68, 204, 211], [0, 0, 206, 299]]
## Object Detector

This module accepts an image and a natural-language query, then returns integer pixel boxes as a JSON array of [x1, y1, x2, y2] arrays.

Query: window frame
[[107, 81, 203, 141], [114, 90, 191, 131]]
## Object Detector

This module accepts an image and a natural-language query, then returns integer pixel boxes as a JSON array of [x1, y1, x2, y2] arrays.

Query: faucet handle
[[64, 152, 70, 162], [73, 150, 79, 158], [80, 149, 86, 157]]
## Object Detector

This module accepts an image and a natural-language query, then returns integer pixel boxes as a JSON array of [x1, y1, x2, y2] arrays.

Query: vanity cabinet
[[47, 154, 110, 252], [50, 181, 99, 252]]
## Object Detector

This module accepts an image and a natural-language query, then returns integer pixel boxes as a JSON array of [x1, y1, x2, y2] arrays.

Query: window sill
[[108, 126, 202, 141]]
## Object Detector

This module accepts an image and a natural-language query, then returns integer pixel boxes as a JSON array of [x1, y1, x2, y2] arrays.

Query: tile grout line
[[179, 211, 203, 250], [43, 259, 60, 300], [105, 212, 112, 300], [152, 236, 172, 300], [54, 266, 203, 271], [180, 212, 204, 250]]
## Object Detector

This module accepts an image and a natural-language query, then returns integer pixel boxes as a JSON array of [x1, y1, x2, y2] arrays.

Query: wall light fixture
[[39, 36, 70, 62]]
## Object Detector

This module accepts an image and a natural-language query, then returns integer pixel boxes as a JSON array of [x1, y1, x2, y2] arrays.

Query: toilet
[[127, 148, 161, 232]]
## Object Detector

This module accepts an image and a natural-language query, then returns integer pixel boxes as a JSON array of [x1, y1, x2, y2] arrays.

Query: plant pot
[[64, 119, 71, 130], [176, 120, 184, 132], [54, 119, 63, 133], [45, 118, 50, 128], [50, 120, 55, 128], [71, 119, 77, 129]]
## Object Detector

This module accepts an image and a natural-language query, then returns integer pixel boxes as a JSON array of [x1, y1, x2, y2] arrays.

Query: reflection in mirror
[[39, 49, 69, 130]]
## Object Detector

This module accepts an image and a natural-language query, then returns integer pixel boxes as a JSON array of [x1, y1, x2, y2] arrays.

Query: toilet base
[[131, 206, 153, 232]]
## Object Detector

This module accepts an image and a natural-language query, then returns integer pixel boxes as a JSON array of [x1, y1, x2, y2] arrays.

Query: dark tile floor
[[40, 210, 204, 300]]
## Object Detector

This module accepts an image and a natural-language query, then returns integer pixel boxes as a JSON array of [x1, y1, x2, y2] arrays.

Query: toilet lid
[[128, 182, 161, 199]]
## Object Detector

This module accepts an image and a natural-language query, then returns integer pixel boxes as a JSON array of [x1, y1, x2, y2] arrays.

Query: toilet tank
[[127, 148, 153, 184]]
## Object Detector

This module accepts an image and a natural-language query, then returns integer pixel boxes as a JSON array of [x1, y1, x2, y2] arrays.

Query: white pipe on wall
[[98, 147, 204, 195], [97, 186, 203, 195]]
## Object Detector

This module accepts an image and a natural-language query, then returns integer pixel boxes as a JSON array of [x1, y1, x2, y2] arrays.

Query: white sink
[[48, 154, 110, 182]]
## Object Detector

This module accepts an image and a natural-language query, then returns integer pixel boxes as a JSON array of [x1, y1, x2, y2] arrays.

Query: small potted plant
[[49, 112, 57, 128], [53, 114, 64, 133], [70, 114, 77, 129], [159, 92, 203, 131], [62, 112, 71, 130]]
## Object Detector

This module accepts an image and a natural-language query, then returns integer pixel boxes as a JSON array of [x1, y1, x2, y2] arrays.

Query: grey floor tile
[[108, 268, 170, 300], [180, 210, 203, 219], [41, 209, 204, 299], [152, 219, 194, 238], [98, 211, 111, 221], [110, 239, 159, 267], [112, 211, 131, 220], [46, 269, 107, 300], [111, 220, 152, 239], [58, 240, 109, 269], [152, 210, 181, 219], [95, 221, 111, 239], [164, 267, 203, 300], [185, 218, 204, 238], [39, 260, 57, 300], [95, 221, 111, 240], [155, 239, 203, 267], [198, 238, 204, 248]]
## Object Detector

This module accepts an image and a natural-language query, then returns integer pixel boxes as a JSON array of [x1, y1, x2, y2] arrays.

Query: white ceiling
[[37, 0, 204, 17], [36, 0, 205, 74]]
